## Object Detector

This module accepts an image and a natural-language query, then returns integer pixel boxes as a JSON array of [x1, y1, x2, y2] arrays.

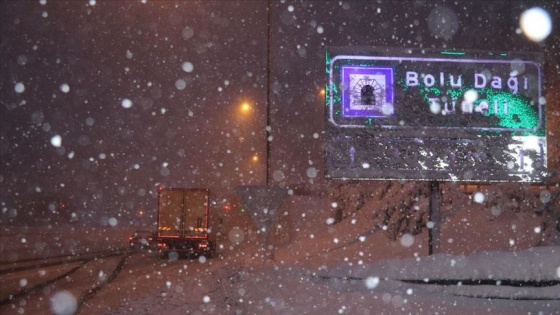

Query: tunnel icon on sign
[[341, 66, 394, 118], [354, 78, 384, 106]]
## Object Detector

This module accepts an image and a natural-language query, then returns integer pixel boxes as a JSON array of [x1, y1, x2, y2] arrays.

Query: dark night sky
[[1, 0, 558, 227]]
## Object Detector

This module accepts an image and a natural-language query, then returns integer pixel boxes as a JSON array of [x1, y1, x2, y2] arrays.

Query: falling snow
[[520, 7, 553, 42], [0, 1, 559, 314]]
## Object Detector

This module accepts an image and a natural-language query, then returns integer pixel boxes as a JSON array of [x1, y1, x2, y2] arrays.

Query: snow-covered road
[[105, 246, 559, 315]]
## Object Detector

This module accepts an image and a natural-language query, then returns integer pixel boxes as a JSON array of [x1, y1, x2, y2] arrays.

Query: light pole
[[266, 0, 271, 186]]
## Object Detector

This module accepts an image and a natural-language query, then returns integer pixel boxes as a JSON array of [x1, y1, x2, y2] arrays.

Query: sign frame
[[325, 47, 547, 183]]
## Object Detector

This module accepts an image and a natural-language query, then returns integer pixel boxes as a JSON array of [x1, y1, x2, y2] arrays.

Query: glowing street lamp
[[241, 102, 251, 113]]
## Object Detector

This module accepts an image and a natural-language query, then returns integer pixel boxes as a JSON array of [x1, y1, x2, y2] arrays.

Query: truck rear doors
[[157, 188, 214, 257]]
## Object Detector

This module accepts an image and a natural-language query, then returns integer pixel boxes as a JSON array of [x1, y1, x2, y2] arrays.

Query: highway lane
[[0, 261, 83, 303], [0, 252, 128, 315], [0, 248, 227, 315], [81, 251, 226, 314]]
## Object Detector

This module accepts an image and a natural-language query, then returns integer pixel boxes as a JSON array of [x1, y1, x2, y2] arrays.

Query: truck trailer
[[156, 188, 216, 258]]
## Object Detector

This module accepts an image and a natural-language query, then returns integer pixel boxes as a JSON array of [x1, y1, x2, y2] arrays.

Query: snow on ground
[[1, 189, 558, 314], [106, 245, 559, 315], [106, 194, 559, 315]]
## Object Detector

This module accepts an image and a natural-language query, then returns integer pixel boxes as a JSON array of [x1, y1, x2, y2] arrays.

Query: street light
[[241, 102, 251, 113]]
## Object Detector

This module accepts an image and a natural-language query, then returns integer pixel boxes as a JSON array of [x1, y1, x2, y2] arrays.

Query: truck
[[156, 188, 216, 258]]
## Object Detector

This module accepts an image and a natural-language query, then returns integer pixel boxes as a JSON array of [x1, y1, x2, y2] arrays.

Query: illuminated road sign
[[325, 47, 547, 182]]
